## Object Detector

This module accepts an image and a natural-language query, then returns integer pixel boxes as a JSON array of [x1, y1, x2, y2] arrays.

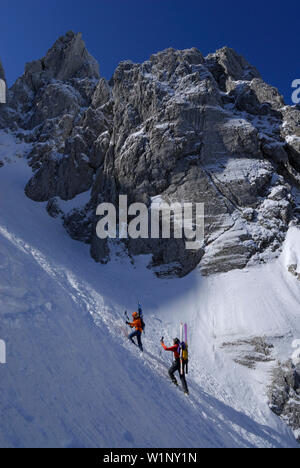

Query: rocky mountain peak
[[1, 31, 101, 128], [2, 31, 99, 126], [149, 46, 204, 71], [0, 60, 7, 119], [0, 60, 5, 81], [1, 33, 300, 278], [24, 30, 100, 85], [205, 46, 261, 89]]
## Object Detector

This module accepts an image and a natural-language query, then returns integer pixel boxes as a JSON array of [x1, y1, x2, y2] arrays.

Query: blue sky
[[0, 0, 298, 103]]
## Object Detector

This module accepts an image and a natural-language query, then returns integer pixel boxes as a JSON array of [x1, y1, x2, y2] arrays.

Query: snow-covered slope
[[0, 131, 299, 448]]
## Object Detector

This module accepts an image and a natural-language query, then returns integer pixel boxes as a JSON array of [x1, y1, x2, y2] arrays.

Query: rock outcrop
[[268, 360, 300, 443], [1, 33, 300, 277], [0, 60, 5, 82], [0, 59, 6, 108], [1, 32, 109, 202]]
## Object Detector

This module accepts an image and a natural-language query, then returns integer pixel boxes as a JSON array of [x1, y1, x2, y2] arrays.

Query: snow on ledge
[[281, 226, 300, 275]]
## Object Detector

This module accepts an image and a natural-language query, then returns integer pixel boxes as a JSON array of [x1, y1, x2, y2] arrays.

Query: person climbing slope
[[126, 312, 144, 352], [160, 337, 189, 395]]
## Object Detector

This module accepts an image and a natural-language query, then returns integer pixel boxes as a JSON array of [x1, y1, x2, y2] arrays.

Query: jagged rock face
[[12, 31, 99, 103], [268, 361, 300, 443], [0, 60, 5, 81], [1, 34, 300, 277], [0, 60, 6, 109], [205, 46, 261, 91], [91, 47, 298, 275], [0, 32, 110, 201]]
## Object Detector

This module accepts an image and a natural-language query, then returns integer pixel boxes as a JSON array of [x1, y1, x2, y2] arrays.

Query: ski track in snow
[[0, 131, 299, 448], [0, 222, 234, 417]]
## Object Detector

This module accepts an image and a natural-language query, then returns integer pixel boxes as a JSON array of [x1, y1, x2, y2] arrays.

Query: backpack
[[138, 303, 145, 332], [140, 315, 145, 332], [178, 341, 189, 374], [182, 343, 188, 362], [178, 342, 188, 362]]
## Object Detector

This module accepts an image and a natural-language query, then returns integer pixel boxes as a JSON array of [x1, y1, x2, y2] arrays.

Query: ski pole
[[124, 311, 130, 323], [159, 336, 164, 356]]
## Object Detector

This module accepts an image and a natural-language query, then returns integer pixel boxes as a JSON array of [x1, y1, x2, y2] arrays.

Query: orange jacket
[[129, 318, 143, 333]]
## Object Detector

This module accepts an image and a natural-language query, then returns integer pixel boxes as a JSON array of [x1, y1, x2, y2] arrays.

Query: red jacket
[[161, 343, 180, 359]]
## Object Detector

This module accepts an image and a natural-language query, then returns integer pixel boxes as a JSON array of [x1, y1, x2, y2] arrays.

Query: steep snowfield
[[0, 130, 299, 448]]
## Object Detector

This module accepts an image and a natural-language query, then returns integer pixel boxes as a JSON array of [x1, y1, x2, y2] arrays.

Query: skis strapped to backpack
[[184, 322, 188, 374], [138, 302, 145, 333], [180, 322, 184, 375], [179, 322, 188, 375]]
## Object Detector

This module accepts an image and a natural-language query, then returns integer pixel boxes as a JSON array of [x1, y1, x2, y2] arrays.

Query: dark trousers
[[169, 358, 189, 393], [129, 330, 143, 352]]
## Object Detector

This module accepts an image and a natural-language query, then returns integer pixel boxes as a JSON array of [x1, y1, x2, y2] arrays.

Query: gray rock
[[24, 31, 99, 89], [92, 78, 111, 108], [222, 336, 274, 370], [0, 60, 4, 81], [6, 31, 99, 122], [281, 106, 300, 138], [250, 78, 284, 110], [288, 264, 300, 281], [0, 60, 8, 126], [268, 360, 300, 442], [29, 83, 82, 128], [25, 149, 94, 201], [205, 46, 261, 91], [3, 35, 300, 277], [64, 207, 93, 243], [232, 79, 284, 116], [90, 232, 110, 264], [46, 198, 63, 218], [5, 32, 111, 203], [280, 107, 300, 179], [260, 137, 289, 164], [0, 59, 6, 103]]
